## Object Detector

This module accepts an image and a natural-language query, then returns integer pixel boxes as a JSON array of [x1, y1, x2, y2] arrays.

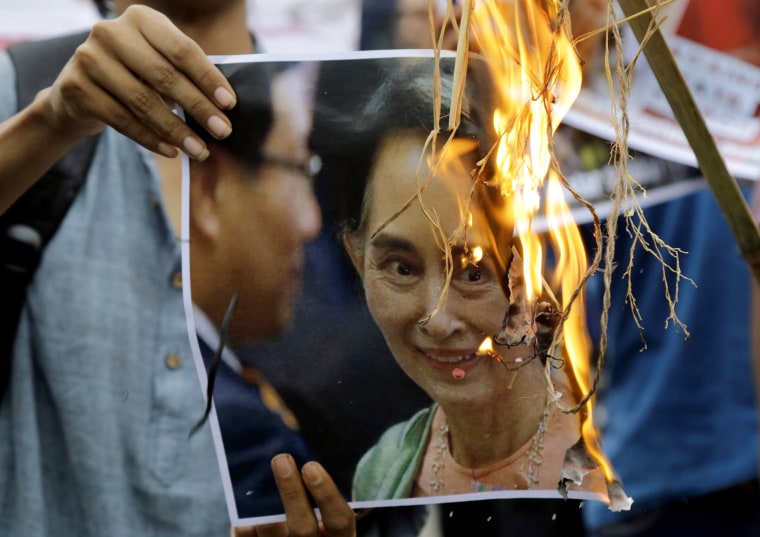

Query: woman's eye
[[389, 259, 413, 277], [462, 264, 483, 283]]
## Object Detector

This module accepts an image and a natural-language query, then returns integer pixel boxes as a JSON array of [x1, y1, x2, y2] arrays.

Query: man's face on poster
[[191, 66, 322, 343]]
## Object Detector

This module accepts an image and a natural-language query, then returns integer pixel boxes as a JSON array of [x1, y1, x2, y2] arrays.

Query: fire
[[478, 336, 501, 361], [467, 0, 619, 490], [470, 245, 484, 263]]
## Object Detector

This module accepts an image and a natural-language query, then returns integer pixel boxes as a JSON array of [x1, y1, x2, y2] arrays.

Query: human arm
[[234, 454, 355, 537], [0, 4, 236, 214]]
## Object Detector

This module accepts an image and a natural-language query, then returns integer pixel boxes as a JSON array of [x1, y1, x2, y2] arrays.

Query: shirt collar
[[192, 305, 243, 374]]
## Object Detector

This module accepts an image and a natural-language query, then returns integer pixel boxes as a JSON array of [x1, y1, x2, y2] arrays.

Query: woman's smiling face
[[348, 132, 526, 409]]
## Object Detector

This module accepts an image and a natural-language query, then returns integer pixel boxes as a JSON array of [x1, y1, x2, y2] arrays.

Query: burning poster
[[179, 2, 636, 527]]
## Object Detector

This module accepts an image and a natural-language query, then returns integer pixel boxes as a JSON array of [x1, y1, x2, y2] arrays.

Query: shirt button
[[171, 272, 182, 289], [165, 353, 182, 370]]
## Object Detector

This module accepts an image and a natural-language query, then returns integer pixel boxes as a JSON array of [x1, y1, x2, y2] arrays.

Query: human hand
[[39, 4, 235, 161], [234, 454, 355, 537]]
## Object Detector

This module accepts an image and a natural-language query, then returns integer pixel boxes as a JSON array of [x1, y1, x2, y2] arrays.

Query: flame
[[478, 336, 504, 365], [471, 245, 484, 263], [468, 0, 617, 485], [546, 172, 615, 483], [478, 336, 494, 354]]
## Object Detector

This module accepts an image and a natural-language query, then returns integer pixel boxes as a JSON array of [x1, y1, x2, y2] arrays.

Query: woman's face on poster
[[348, 132, 526, 410]]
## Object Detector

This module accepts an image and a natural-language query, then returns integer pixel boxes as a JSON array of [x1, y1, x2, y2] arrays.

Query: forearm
[[0, 91, 87, 214], [0, 4, 242, 217]]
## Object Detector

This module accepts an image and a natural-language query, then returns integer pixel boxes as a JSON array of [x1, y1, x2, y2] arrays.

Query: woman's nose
[[417, 280, 467, 340]]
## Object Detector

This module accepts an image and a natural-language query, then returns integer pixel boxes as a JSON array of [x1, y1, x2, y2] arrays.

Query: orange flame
[[478, 336, 505, 365], [469, 0, 616, 485], [478, 336, 496, 356], [470, 245, 484, 263]]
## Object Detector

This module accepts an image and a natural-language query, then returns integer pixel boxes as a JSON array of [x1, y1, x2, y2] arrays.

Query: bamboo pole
[[616, 0, 760, 285]]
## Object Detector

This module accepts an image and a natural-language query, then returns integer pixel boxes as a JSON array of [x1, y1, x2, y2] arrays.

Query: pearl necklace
[[428, 403, 550, 494], [429, 421, 450, 494]]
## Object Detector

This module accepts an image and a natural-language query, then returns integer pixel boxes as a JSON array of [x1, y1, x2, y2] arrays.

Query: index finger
[[270, 454, 321, 534]]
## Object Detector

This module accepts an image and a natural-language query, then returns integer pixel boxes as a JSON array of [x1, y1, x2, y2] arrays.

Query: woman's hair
[[309, 55, 497, 235]]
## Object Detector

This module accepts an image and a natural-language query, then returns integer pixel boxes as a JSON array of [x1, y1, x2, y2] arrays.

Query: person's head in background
[[97, 0, 242, 16], [360, 0, 461, 50], [188, 62, 322, 344], [93, 0, 254, 54]]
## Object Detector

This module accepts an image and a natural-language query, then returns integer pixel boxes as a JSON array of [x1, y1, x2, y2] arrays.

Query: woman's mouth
[[419, 349, 485, 378], [423, 352, 476, 364]]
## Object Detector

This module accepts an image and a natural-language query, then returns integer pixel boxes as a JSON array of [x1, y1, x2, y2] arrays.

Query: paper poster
[[180, 51, 610, 526]]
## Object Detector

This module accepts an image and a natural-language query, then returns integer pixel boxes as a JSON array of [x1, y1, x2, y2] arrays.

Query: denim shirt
[[582, 189, 759, 529], [0, 51, 229, 536]]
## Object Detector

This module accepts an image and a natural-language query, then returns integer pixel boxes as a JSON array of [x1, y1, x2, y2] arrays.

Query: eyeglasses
[[260, 154, 322, 182]]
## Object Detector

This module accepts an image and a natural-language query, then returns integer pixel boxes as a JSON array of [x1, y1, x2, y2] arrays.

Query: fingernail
[[272, 454, 293, 479], [183, 136, 209, 161], [157, 142, 178, 158], [207, 115, 232, 139], [302, 462, 323, 486], [214, 87, 236, 108]]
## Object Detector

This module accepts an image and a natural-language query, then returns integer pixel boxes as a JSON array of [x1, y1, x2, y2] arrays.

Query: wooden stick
[[449, 0, 474, 131], [616, 0, 760, 284]]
